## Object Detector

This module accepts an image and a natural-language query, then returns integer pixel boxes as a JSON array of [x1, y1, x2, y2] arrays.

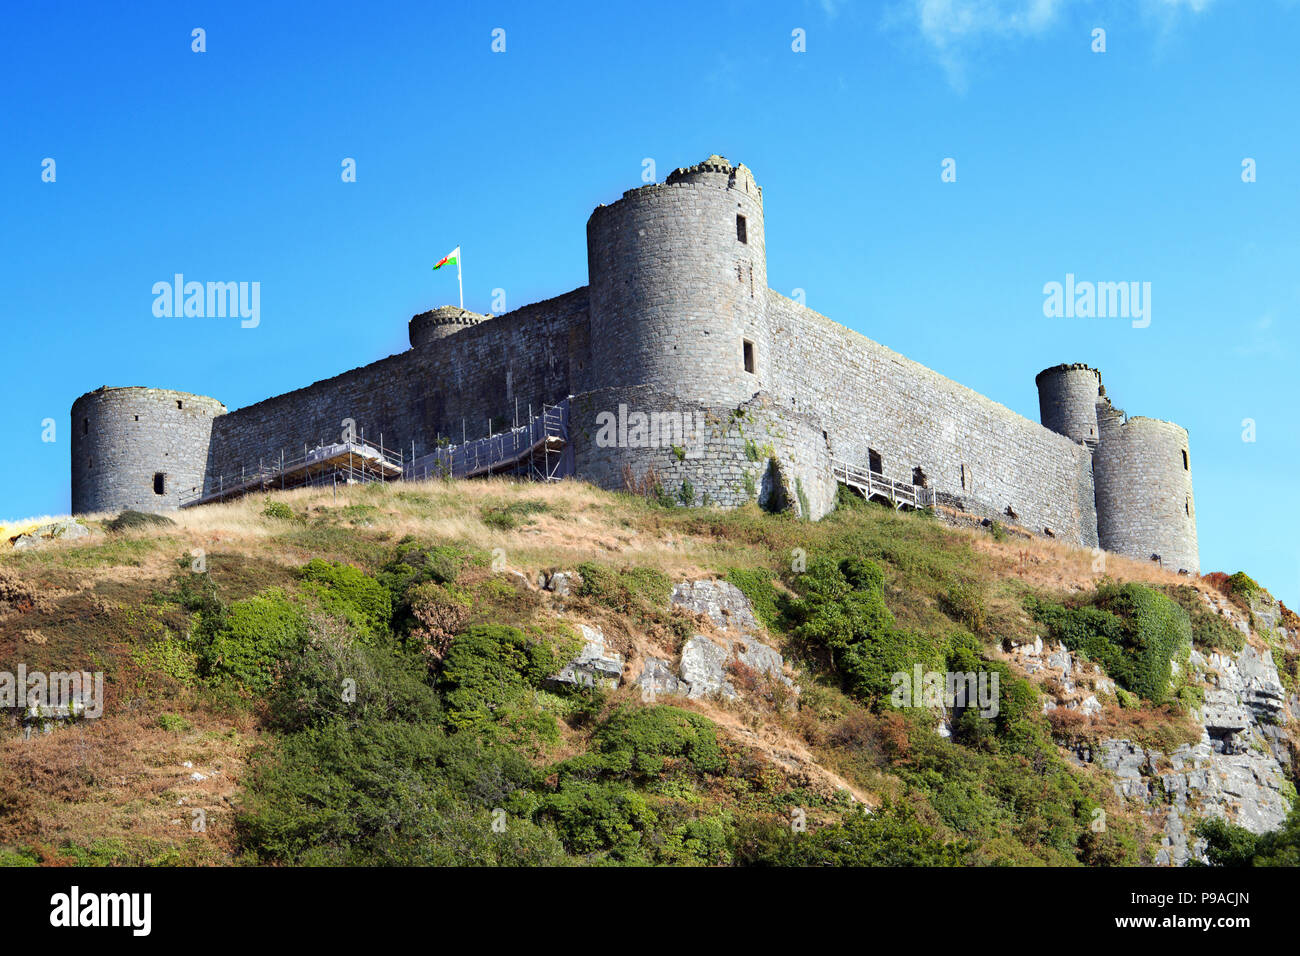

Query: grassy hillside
[[1, 478, 1295, 866]]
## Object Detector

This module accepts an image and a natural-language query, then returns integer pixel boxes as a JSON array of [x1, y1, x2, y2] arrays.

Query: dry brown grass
[[0, 707, 259, 863]]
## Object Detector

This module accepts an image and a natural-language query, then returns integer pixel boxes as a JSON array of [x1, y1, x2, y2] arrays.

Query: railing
[[178, 435, 404, 507], [405, 398, 572, 482], [832, 457, 936, 510]]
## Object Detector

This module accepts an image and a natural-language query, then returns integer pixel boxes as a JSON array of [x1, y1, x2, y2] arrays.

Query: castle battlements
[[71, 154, 1200, 574]]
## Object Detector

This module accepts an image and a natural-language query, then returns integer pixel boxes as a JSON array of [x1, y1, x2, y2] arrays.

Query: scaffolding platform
[[178, 437, 404, 508]]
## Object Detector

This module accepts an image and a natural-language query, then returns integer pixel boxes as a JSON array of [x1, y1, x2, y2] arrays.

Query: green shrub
[[534, 780, 656, 861], [156, 713, 193, 732], [0, 848, 39, 867], [1226, 571, 1260, 603], [199, 588, 307, 690], [238, 719, 564, 865], [1162, 584, 1244, 653], [104, 510, 175, 533], [749, 802, 965, 866], [784, 556, 946, 702], [581, 705, 727, 778], [439, 624, 571, 729], [267, 615, 441, 733], [1027, 583, 1191, 704], [262, 500, 296, 520], [941, 577, 988, 633], [575, 562, 672, 615], [725, 567, 781, 630], [481, 500, 547, 531], [298, 558, 392, 642]]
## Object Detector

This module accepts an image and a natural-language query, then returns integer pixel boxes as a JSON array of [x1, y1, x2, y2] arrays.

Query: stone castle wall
[[1094, 404, 1199, 574], [71, 387, 226, 513], [765, 293, 1100, 545], [570, 385, 837, 519], [202, 288, 592, 488]]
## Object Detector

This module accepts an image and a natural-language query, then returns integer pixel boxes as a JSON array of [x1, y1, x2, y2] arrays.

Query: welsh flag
[[433, 246, 460, 271]]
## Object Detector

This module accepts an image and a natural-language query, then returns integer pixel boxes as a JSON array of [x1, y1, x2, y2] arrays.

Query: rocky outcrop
[[670, 580, 760, 633], [1069, 641, 1294, 866], [8, 518, 90, 550], [550, 624, 624, 688], [634, 579, 795, 702]]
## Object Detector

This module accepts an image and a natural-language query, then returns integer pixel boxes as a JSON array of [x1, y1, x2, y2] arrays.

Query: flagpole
[[457, 248, 463, 309]]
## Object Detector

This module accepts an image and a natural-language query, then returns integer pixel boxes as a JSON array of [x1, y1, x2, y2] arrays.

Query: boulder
[[551, 624, 623, 688]]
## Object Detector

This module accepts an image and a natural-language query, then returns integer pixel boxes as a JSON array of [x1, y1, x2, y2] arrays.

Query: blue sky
[[3, 0, 1297, 604]]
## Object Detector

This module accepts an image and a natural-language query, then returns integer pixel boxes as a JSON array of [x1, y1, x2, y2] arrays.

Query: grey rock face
[[1090, 640, 1294, 865], [551, 624, 624, 688], [10, 519, 91, 550], [679, 635, 737, 700], [631, 578, 795, 702], [671, 580, 760, 633]]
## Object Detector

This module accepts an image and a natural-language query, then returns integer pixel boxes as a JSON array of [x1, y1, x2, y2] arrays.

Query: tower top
[[665, 154, 761, 197]]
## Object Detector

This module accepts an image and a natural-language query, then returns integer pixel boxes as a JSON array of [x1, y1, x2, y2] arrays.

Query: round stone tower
[[71, 386, 227, 515], [409, 306, 489, 349], [1092, 408, 1199, 574], [1036, 363, 1102, 447], [586, 154, 769, 405]]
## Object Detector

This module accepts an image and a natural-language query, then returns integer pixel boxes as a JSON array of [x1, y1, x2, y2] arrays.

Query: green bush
[[262, 500, 296, 520], [481, 500, 547, 531], [267, 615, 441, 733], [784, 556, 946, 702], [580, 705, 727, 778], [575, 562, 672, 615], [534, 780, 657, 861], [1028, 582, 1191, 704], [199, 587, 307, 690], [439, 624, 571, 729], [749, 802, 964, 866], [725, 567, 781, 631], [1162, 585, 1244, 653], [942, 576, 988, 632], [105, 510, 175, 533], [298, 558, 393, 642], [238, 719, 564, 865], [156, 713, 193, 733]]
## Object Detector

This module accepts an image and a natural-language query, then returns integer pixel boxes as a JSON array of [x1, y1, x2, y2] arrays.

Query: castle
[[70, 155, 1200, 574]]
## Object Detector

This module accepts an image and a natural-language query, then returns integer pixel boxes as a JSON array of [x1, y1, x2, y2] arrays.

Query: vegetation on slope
[[0, 478, 1293, 866]]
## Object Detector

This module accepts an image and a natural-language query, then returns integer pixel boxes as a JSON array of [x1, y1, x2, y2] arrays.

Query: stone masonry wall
[[204, 289, 592, 489], [1093, 407, 1199, 574], [766, 293, 1099, 546], [570, 384, 837, 519], [72, 387, 227, 514]]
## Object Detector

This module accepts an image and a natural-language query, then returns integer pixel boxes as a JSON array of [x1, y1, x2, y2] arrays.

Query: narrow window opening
[[176, 400, 183, 409], [134, 415, 139, 421], [742, 339, 755, 374], [153, 472, 166, 495], [736, 214, 747, 244], [82, 418, 89, 435], [1181, 449, 1188, 470], [1185, 496, 1190, 516], [88, 457, 93, 470], [868, 449, 882, 474]]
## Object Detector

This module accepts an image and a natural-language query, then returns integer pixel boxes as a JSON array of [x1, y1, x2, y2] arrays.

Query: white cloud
[[900, 0, 1217, 90]]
